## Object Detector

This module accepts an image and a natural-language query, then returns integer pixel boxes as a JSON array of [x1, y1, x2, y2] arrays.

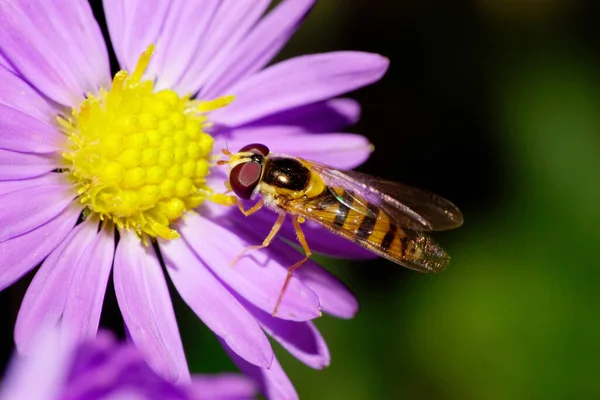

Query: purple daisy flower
[[0, 1, 388, 398], [0, 326, 255, 400]]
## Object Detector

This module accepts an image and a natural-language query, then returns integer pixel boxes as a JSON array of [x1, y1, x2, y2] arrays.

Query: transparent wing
[[297, 158, 464, 232]]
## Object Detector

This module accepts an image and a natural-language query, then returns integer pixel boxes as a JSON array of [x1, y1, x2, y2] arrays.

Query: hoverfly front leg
[[273, 215, 313, 316], [231, 206, 284, 267], [237, 198, 265, 217]]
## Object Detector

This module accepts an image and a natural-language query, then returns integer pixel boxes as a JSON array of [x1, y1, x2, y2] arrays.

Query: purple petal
[[215, 132, 372, 169], [0, 150, 62, 181], [0, 1, 109, 105], [294, 262, 359, 319], [102, 0, 171, 72], [0, 67, 59, 123], [0, 203, 81, 292], [0, 324, 72, 400], [0, 183, 75, 242], [160, 236, 273, 368], [189, 374, 256, 400], [113, 231, 190, 383], [222, 341, 298, 400], [180, 214, 321, 321], [202, 0, 315, 99], [174, 0, 271, 95], [0, 174, 65, 196], [62, 223, 115, 341], [211, 52, 389, 127], [242, 298, 330, 369], [228, 98, 361, 133], [0, 104, 65, 153], [148, 0, 221, 91], [15, 220, 99, 353]]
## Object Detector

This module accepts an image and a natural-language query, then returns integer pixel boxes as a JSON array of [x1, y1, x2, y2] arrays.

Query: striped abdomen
[[291, 186, 449, 272]]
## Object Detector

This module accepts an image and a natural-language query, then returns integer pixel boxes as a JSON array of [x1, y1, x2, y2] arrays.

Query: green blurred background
[[184, 1, 599, 398], [3, 1, 600, 399]]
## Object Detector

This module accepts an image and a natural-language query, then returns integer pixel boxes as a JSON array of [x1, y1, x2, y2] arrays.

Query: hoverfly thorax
[[227, 143, 270, 200]]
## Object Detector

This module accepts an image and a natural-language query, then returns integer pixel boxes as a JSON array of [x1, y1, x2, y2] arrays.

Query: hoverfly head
[[219, 143, 270, 200]]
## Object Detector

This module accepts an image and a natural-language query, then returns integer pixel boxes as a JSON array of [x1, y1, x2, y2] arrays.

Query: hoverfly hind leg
[[272, 215, 313, 317], [230, 212, 285, 267]]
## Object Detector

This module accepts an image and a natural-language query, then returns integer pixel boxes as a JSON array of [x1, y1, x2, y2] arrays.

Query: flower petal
[[148, 0, 221, 90], [229, 98, 361, 134], [202, 0, 315, 99], [222, 340, 298, 400], [0, 150, 62, 181], [0, 203, 81, 292], [15, 220, 99, 353], [242, 298, 330, 369], [180, 214, 321, 321], [113, 231, 190, 383], [0, 0, 109, 105], [0, 67, 59, 123], [0, 183, 75, 242], [62, 223, 115, 342], [0, 174, 65, 196], [211, 51, 389, 126], [102, 0, 171, 72], [189, 374, 257, 400], [173, 0, 271, 95], [294, 262, 359, 319], [160, 236, 273, 368], [0, 324, 71, 400], [215, 132, 372, 169], [0, 104, 65, 153]]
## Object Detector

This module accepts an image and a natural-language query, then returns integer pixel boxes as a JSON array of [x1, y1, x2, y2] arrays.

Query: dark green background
[[2, 1, 599, 399]]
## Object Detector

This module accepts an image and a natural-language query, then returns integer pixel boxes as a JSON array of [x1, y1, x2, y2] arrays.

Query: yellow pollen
[[60, 45, 232, 241]]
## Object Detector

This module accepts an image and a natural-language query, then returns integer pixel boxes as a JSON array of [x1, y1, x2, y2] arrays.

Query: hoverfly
[[219, 143, 463, 315]]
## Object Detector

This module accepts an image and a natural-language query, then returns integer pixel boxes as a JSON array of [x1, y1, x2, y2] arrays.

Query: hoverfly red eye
[[230, 161, 262, 199], [239, 143, 269, 157]]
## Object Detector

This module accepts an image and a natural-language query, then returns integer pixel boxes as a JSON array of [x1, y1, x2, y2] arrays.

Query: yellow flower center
[[60, 45, 234, 241]]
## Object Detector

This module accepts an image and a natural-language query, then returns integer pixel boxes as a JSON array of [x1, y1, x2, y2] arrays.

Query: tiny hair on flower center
[[60, 45, 233, 241]]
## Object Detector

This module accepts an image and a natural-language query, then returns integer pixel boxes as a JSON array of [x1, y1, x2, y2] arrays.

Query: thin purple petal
[[202, 0, 315, 99], [149, 0, 221, 91], [180, 214, 321, 321], [223, 98, 361, 134], [160, 236, 273, 369], [215, 132, 372, 169], [174, 0, 271, 95], [0, 203, 82, 291], [114, 231, 190, 383], [189, 374, 257, 400], [15, 220, 98, 353], [0, 150, 62, 181], [0, 183, 75, 242], [294, 262, 359, 319], [0, 174, 65, 196], [241, 298, 330, 369], [0, 323, 72, 400], [0, 104, 65, 153], [211, 51, 389, 126], [222, 341, 298, 400], [103, 0, 171, 72], [0, 1, 109, 105], [62, 223, 115, 341], [0, 67, 59, 123]]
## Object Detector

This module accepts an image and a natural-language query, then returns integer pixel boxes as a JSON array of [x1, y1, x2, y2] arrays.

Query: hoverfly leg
[[237, 198, 265, 217], [273, 215, 313, 317], [231, 213, 285, 267]]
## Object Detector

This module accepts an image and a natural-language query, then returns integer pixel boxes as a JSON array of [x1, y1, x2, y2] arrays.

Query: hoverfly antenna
[[216, 148, 232, 166], [221, 148, 232, 156]]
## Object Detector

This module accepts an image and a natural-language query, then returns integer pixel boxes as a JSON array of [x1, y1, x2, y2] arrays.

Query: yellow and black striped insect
[[219, 143, 463, 315]]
